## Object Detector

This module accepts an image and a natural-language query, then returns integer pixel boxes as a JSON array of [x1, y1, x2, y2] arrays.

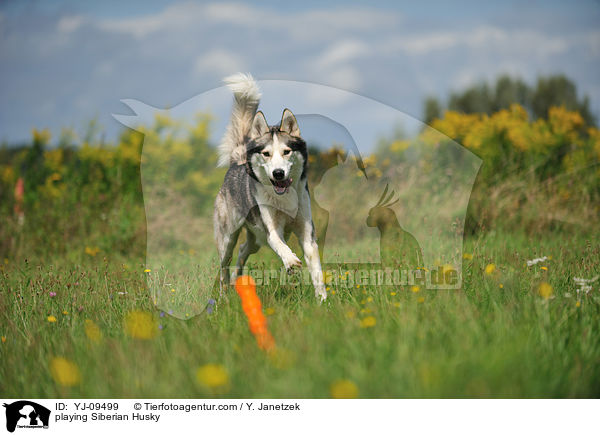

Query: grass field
[[1, 227, 599, 398], [1, 105, 599, 398]]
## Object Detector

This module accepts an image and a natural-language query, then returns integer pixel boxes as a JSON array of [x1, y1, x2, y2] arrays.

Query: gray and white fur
[[213, 73, 327, 301]]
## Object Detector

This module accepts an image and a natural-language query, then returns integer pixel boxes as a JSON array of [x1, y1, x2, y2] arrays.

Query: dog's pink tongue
[[273, 178, 292, 194]]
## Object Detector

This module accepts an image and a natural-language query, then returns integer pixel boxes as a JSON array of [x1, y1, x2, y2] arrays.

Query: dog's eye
[[283, 149, 291, 156], [261, 151, 271, 158]]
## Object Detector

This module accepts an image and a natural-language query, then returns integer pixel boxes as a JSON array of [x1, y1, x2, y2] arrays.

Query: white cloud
[[314, 40, 369, 69], [203, 2, 273, 25], [297, 8, 399, 31], [96, 2, 397, 43], [327, 65, 363, 90], [467, 27, 568, 58], [97, 2, 267, 38], [467, 26, 508, 48], [194, 49, 245, 77], [57, 15, 85, 33], [452, 69, 479, 90], [1, 1, 599, 143], [94, 61, 115, 78], [308, 41, 369, 91], [385, 26, 572, 59], [389, 32, 459, 55], [98, 14, 163, 38]]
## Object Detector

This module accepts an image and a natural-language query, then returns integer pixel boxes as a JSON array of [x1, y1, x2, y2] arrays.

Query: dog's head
[[246, 109, 307, 195]]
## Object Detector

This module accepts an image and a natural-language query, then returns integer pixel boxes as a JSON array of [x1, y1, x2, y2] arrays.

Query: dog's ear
[[279, 108, 300, 137], [250, 111, 269, 140]]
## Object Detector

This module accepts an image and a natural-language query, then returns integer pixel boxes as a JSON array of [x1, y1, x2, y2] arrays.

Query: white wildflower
[[526, 256, 548, 267], [573, 276, 598, 285], [573, 275, 598, 298]]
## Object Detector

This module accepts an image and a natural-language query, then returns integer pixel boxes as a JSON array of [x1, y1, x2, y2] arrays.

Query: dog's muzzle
[[270, 178, 292, 195]]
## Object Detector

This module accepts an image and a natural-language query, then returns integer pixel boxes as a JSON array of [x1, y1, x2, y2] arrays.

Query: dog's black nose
[[272, 169, 285, 180]]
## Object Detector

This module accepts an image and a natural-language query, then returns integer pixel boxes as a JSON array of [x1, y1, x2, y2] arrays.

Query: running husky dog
[[213, 73, 327, 301]]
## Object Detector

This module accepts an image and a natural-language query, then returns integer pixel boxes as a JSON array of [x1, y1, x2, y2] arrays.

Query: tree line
[[423, 74, 595, 126]]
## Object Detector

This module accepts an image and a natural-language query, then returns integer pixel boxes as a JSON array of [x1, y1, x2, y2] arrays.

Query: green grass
[[1, 229, 599, 398]]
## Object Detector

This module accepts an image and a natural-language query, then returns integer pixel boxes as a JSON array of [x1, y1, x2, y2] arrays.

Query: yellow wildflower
[[124, 311, 157, 339], [1, 336, 6, 343], [485, 264, 496, 275], [360, 316, 376, 328], [84, 319, 102, 343], [47, 315, 57, 323], [50, 357, 80, 387], [330, 380, 359, 399], [84, 246, 100, 256], [32, 128, 51, 144], [538, 282, 553, 299], [144, 268, 151, 273], [411, 285, 420, 293], [462, 253, 473, 260], [196, 364, 229, 389]]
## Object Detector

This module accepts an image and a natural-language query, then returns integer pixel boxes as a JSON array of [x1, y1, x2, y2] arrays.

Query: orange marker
[[14, 177, 24, 222], [234, 276, 275, 351]]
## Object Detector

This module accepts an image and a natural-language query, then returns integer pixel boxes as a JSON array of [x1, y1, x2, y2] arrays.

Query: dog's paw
[[315, 286, 327, 302], [283, 252, 302, 273]]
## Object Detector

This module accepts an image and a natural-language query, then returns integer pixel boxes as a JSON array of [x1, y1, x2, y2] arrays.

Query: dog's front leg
[[259, 205, 302, 272], [297, 221, 327, 301]]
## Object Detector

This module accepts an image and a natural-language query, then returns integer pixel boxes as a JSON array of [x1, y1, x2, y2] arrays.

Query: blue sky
[[1, 0, 599, 145]]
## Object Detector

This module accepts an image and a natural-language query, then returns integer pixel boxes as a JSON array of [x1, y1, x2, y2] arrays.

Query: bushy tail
[[217, 73, 262, 167]]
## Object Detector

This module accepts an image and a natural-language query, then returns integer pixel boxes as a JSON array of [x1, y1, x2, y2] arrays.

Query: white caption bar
[[1, 399, 596, 434]]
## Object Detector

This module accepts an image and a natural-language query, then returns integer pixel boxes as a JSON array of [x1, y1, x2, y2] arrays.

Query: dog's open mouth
[[270, 178, 292, 195]]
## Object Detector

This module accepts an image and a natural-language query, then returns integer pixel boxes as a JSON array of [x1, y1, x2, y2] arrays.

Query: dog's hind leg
[[214, 199, 241, 292], [231, 230, 259, 281], [214, 191, 244, 292], [216, 227, 240, 291]]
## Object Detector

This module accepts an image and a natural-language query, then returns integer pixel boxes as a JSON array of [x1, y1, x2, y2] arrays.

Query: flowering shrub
[[423, 104, 598, 184], [0, 104, 597, 259]]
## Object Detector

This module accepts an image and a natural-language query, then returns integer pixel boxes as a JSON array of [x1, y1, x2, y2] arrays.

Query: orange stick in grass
[[234, 276, 275, 351]]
